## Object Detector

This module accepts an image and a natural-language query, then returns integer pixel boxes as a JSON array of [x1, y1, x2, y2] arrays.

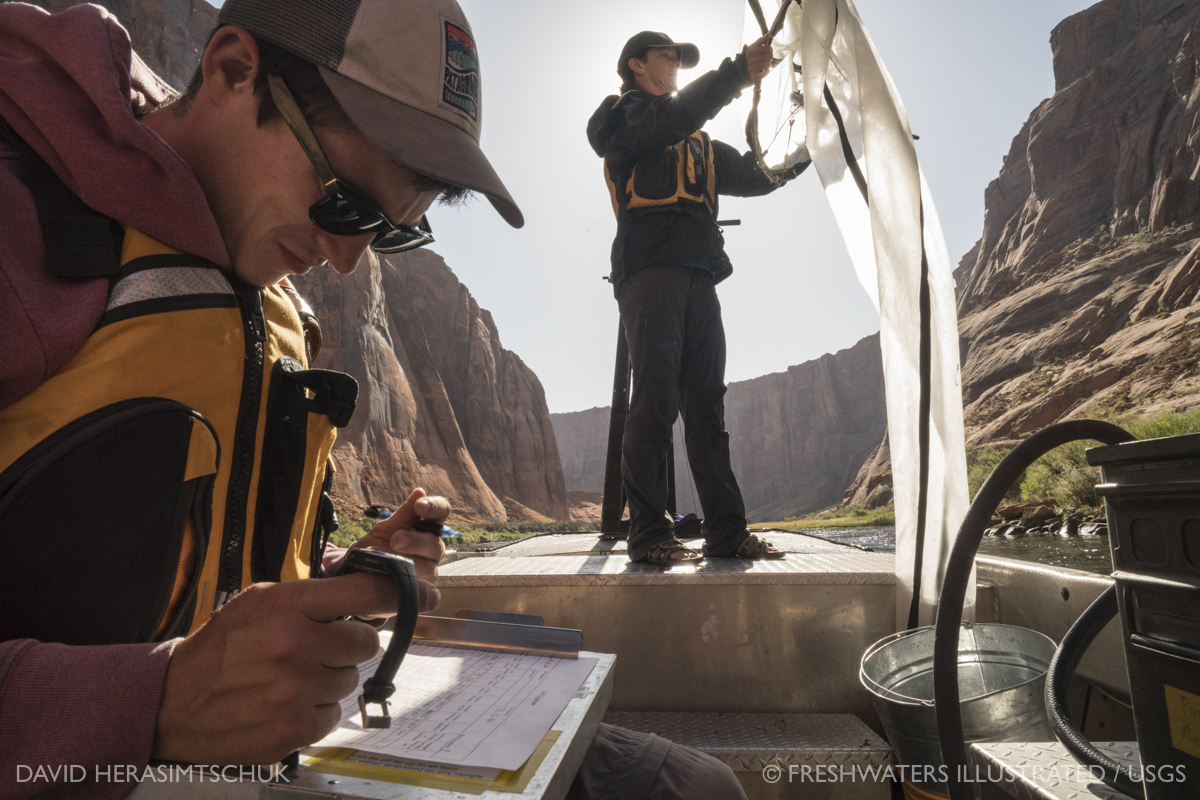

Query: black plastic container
[[1088, 433, 1200, 799]]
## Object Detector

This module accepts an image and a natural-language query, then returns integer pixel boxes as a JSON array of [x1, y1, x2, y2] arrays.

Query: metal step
[[603, 711, 893, 800], [970, 741, 1140, 800]]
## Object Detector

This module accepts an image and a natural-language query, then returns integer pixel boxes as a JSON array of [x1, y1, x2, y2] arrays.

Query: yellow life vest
[[604, 130, 717, 217], [0, 229, 356, 645]]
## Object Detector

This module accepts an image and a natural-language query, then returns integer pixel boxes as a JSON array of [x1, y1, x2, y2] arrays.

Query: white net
[[742, 3, 809, 176], [743, 0, 971, 628]]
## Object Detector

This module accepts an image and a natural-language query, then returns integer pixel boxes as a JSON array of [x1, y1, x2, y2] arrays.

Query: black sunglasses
[[267, 75, 434, 254]]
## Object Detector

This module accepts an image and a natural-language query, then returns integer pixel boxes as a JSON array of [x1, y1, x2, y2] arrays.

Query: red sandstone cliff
[[290, 254, 503, 521], [383, 251, 569, 520], [954, 0, 1200, 445], [291, 251, 569, 522]]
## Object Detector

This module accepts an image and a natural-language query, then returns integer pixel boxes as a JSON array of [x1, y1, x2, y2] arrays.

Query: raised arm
[[605, 54, 754, 153]]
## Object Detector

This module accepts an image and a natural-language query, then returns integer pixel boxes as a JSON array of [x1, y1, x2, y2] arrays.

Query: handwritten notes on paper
[[314, 642, 597, 771]]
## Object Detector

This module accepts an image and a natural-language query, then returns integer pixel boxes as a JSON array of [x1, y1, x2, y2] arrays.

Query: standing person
[[587, 31, 809, 565]]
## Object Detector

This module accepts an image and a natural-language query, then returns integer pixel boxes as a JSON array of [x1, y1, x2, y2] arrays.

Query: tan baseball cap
[[219, 0, 523, 228]]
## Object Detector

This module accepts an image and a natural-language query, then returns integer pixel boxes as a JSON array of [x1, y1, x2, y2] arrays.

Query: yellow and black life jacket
[[0, 227, 356, 646], [604, 129, 717, 218]]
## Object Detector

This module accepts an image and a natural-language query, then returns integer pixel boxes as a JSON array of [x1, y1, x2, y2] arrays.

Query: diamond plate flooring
[[437, 550, 896, 587], [603, 712, 892, 773], [492, 530, 870, 558], [970, 741, 1141, 799]]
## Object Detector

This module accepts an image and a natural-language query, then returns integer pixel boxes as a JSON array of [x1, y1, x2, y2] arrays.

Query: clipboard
[[291, 611, 615, 799]]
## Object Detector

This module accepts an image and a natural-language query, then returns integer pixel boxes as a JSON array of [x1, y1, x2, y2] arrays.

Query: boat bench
[[603, 711, 893, 800]]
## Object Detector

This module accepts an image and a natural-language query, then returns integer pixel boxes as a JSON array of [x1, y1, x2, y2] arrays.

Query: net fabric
[[107, 267, 234, 311], [218, 0, 361, 69], [742, 0, 970, 627], [742, 4, 810, 179]]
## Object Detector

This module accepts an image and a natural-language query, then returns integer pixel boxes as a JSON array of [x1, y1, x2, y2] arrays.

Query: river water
[[799, 526, 1114, 576]]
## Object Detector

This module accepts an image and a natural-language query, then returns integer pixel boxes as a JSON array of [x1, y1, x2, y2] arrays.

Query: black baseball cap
[[618, 31, 700, 72]]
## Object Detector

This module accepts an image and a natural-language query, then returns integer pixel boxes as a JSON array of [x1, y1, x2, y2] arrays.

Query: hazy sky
[[218, 0, 1099, 413]]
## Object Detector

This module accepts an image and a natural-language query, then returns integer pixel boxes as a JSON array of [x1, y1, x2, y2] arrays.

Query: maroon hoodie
[[0, 1, 230, 410], [0, 4, 227, 797]]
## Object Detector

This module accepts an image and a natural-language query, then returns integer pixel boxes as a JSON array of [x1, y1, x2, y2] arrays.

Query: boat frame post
[[601, 320, 631, 534]]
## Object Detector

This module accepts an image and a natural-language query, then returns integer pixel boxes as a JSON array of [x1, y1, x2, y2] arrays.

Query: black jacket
[[587, 52, 786, 288]]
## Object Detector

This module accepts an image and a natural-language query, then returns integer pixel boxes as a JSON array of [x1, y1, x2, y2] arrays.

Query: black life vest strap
[[0, 116, 123, 280]]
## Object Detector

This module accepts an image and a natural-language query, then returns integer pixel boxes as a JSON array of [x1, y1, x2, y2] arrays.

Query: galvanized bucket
[[860, 624, 1057, 797]]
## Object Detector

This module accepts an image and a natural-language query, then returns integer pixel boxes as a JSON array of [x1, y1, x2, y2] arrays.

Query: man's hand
[[152, 572, 440, 765], [745, 34, 773, 82], [348, 488, 449, 583]]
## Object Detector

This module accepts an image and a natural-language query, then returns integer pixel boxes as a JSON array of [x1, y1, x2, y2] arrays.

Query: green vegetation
[[451, 520, 598, 546], [1018, 440, 1103, 513], [764, 503, 895, 531], [327, 516, 599, 549], [969, 407, 1200, 517], [1123, 407, 1200, 439], [1082, 219, 1194, 254], [327, 516, 373, 548], [967, 445, 1023, 504]]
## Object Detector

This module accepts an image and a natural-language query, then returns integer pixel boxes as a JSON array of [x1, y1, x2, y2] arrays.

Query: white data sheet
[[314, 642, 598, 771]]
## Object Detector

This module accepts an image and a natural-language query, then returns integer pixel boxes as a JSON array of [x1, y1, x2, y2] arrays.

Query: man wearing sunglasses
[[0, 0, 521, 793]]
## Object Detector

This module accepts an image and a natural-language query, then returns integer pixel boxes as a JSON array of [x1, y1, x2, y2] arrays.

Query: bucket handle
[[859, 627, 936, 706]]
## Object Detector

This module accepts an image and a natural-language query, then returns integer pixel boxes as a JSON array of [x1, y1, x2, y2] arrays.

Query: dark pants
[[617, 265, 749, 561], [567, 723, 747, 800]]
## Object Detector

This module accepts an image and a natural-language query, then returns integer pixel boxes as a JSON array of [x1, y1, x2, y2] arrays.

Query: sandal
[[704, 532, 786, 560], [735, 532, 786, 559], [633, 539, 702, 566]]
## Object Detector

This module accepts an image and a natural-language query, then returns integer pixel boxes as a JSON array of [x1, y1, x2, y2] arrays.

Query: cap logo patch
[[443, 22, 479, 121]]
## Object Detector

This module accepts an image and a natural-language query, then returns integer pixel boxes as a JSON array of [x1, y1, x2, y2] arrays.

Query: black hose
[[933, 419, 1135, 800], [1044, 585, 1144, 797]]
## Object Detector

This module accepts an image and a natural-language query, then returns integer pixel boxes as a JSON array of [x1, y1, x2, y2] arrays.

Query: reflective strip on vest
[[108, 267, 235, 311]]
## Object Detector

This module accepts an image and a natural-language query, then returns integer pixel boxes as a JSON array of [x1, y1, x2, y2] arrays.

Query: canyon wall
[[382, 251, 568, 520], [552, 405, 612, 494], [292, 251, 569, 522], [954, 0, 1200, 446]]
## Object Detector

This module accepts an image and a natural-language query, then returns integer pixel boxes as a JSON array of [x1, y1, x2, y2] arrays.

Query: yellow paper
[[304, 730, 561, 794], [1165, 684, 1200, 760]]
